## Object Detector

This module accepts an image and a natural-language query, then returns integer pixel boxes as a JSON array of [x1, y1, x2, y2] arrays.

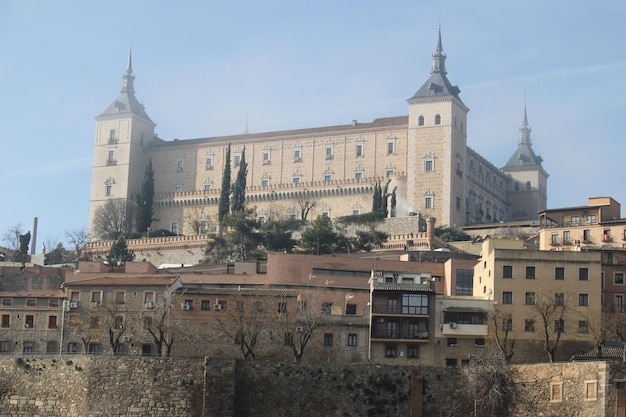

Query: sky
[[1, 0, 625, 250]]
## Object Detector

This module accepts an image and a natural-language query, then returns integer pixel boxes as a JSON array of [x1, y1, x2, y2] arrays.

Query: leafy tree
[[261, 220, 298, 253], [372, 182, 381, 213], [390, 186, 397, 217], [231, 147, 247, 212], [135, 157, 155, 234], [336, 211, 385, 225], [381, 179, 391, 218], [299, 215, 339, 255], [203, 209, 262, 263], [106, 237, 135, 266], [353, 229, 389, 252], [463, 350, 515, 417], [218, 143, 232, 223], [44, 242, 68, 265], [93, 199, 133, 240], [435, 226, 471, 242]]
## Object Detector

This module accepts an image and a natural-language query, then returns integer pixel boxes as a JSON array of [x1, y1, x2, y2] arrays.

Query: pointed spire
[[519, 101, 532, 145], [121, 48, 135, 94], [431, 26, 446, 74]]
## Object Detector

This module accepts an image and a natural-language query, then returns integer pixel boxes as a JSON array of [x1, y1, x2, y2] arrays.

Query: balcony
[[371, 304, 429, 316], [441, 322, 488, 337], [371, 329, 429, 341]]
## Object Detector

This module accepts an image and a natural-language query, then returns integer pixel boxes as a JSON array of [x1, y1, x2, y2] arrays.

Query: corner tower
[[407, 29, 469, 227], [88, 51, 156, 239], [502, 105, 548, 221]]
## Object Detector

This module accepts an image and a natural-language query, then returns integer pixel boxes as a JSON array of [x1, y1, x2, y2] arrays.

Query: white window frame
[[262, 150, 271, 165], [261, 178, 269, 187], [294, 148, 302, 162], [205, 156, 214, 170], [386, 140, 395, 155], [325, 146, 333, 160]]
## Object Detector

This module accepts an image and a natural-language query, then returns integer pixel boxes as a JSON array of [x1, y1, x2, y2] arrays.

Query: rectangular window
[[447, 338, 458, 347], [1, 314, 10, 328], [105, 184, 113, 196], [323, 333, 333, 347], [109, 129, 116, 141], [526, 266, 536, 279], [502, 291, 512, 304], [583, 229, 591, 242], [616, 295, 624, 312], [0, 341, 9, 353], [234, 155, 241, 167], [201, 300, 211, 311], [325, 146, 333, 160], [502, 317, 512, 331], [555, 293, 565, 306], [525, 292, 535, 305], [292, 177, 300, 184], [401, 294, 428, 315], [171, 221, 179, 235], [355, 172, 363, 180], [67, 342, 77, 354], [144, 292, 154, 304], [25, 315, 34, 328], [551, 232, 558, 245], [47, 315, 58, 329], [143, 316, 153, 329], [503, 265, 513, 278], [90, 291, 102, 304], [107, 150, 115, 164], [262, 150, 271, 164], [88, 343, 99, 355], [424, 160, 433, 172], [555, 319, 565, 333], [551, 383, 563, 402], [26, 299, 36, 307], [407, 345, 419, 358], [585, 381, 598, 401], [555, 267, 565, 280], [204, 183, 212, 191], [579, 268, 589, 281], [345, 304, 357, 315], [23, 342, 33, 353], [294, 149, 302, 162], [322, 302, 333, 314], [475, 338, 485, 347], [386, 169, 394, 177], [445, 358, 458, 367], [525, 319, 535, 332], [424, 197, 432, 209], [323, 174, 332, 182], [347, 333, 357, 346], [578, 320, 589, 333], [70, 291, 80, 302], [563, 231, 570, 243], [205, 156, 213, 170], [356, 143, 363, 157], [277, 302, 287, 313], [387, 141, 394, 155], [455, 269, 473, 296], [115, 291, 125, 304], [385, 344, 397, 358], [571, 216, 580, 226], [176, 160, 183, 172], [1, 298, 11, 306], [49, 299, 59, 307], [579, 293, 589, 306], [616, 273, 625, 285], [175, 185, 183, 193]]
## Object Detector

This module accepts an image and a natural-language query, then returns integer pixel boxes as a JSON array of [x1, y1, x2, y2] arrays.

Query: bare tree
[[579, 308, 609, 359], [91, 301, 131, 355], [276, 288, 329, 362], [214, 292, 270, 360], [463, 350, 515, 417], [1, 222, 24, 260], [297, 197, 320, 222], [183, 206, 212, 235], [145, 289, 176, 357], [603, 310, 626, 361], [93, 199, 133, 240], [65, 228, 92, 263], [529, 290, 571, 362], [488, 306, 515, 363]]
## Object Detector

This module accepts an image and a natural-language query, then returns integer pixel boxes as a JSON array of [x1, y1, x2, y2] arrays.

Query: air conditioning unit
[[182, 303, 191, 310], [91, 302, 99, 308], [145, 302, 154, 309], [449, 322, 457, 329], [214, 304, 222, 311], [69, 302, 78, 309]]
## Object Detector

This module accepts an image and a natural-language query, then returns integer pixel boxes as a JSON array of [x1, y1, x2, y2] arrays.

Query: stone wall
[[0, 355, 621, 417], [0, 356, 204, 417]]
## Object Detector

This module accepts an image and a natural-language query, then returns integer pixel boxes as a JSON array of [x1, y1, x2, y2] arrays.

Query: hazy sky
[[1, 1, 625, 249]]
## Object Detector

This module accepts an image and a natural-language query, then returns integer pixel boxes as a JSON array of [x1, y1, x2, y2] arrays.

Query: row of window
[[416, 114, 448, 127], [323, 332, 359, 347], [501, 317, 590, 334], [501, 291, 589, 307], [500, 265, 590, 280], [1, 313, 58, 329], [445, 337, 485, 347], [0, 298, 59, 308]]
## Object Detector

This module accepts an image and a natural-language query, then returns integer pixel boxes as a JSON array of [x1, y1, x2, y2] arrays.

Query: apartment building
[[474, 238, 602, 363]]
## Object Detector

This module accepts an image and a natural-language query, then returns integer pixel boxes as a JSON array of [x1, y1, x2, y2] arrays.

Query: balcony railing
[[371, 330, 429, 340], [371, 304, 428, 315]]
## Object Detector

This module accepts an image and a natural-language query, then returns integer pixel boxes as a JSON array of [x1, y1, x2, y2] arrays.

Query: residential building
[[473, 238, 602, 363], [88, 30, 547, 241]]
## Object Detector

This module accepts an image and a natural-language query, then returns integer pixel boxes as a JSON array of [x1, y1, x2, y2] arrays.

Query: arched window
[[418, 115, 424, 126], [526, 181, 532, 191], [515, 183, 520, 191], [434, 114, 441, 125]]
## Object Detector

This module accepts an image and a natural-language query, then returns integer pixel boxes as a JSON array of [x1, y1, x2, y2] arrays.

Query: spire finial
[[121, 48, 135, 94], [519, 96, 531, 145], [431, 26, 446, 74]]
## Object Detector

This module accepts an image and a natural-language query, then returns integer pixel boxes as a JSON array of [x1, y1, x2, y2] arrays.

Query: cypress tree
[[232, 147, 248, 212], [381, 180, 391, 218], [218, 144, 232, 222], [135, 158, 155, 234]]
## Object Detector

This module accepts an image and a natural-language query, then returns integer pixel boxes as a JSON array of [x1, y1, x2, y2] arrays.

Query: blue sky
[[1, 1, 625, 249]]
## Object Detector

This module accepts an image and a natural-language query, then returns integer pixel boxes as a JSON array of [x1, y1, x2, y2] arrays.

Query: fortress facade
[[89, 30, 548, 239]]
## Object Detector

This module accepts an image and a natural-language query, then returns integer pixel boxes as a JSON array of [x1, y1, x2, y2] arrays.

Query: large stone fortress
[[89, 30, 548, 239]]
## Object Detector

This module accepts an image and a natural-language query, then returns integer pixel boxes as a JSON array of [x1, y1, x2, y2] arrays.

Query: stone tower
[[406, 29, 469, 227], [88, 51, 156, 238], [502, 105, 549, 221]]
